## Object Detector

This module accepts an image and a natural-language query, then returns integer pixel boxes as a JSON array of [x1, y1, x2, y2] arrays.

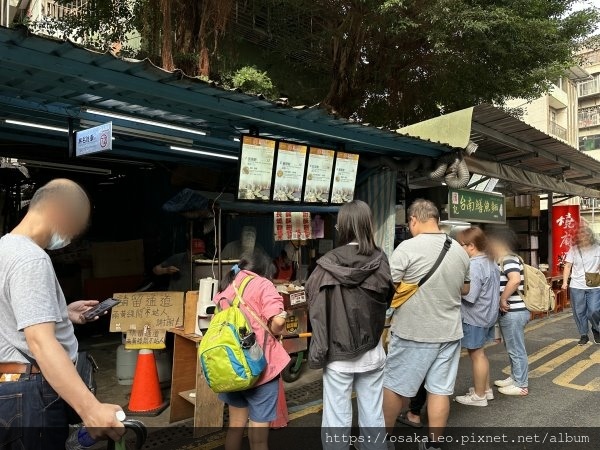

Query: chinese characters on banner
[[448, 188, 506, 224], [552, 205, 580, 275], [274, 212, 312, 241]]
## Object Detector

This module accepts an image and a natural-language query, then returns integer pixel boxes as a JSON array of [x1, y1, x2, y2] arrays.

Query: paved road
[[160, 311, 600, 450]]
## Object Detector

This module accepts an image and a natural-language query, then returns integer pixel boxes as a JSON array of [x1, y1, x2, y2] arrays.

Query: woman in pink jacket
[[214, 251, 290, 450]]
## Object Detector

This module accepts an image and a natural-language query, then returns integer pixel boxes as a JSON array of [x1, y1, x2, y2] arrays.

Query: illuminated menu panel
[[330, 152, 360, 204], [237, 136, 276, 201], [272, 142, 308, 202], [303, 147, 335, 203]]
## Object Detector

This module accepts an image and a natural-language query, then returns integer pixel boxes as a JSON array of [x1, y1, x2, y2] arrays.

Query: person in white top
[[306, 200, 394, 450], [562, 226, 600, 346]]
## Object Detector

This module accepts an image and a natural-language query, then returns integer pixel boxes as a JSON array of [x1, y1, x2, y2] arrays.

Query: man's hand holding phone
[[69, 298, 121, 324]]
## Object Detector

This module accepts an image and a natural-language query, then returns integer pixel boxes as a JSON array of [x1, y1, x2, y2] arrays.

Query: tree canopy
[[29, 0, 599, 127]]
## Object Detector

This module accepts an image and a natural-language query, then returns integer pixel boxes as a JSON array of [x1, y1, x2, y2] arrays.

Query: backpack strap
[[233, 277, 278, 353], [418, 235, 452, 287], [500, 254, 527, 299], [233, 278, 274, 338], [215, 275, 254, 311]]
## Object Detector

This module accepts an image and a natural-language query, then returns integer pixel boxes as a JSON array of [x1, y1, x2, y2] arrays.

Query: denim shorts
[[461, 322, 495, 350], [218, 376, 279, 423], [383, 333, 461, 397]]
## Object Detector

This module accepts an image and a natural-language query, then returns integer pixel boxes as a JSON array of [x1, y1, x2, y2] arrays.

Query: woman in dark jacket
[[306, 200, 394, 450]]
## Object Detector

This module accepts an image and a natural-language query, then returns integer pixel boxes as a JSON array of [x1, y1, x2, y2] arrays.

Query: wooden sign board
[[110, 292, 185, 349]]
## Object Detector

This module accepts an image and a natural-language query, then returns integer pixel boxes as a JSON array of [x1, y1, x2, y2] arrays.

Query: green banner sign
[[448, 188, 506, 224]]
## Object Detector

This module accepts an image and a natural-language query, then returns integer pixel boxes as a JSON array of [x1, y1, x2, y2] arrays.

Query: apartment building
[[505, 68, 590, 149], [0, 0, 87, 26], [578, 48, 600, 161]]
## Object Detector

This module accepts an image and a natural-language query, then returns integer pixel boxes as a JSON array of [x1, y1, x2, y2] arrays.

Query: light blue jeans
[[569, 288, 600, 336], [322, 366, 386, 450], [499, 310, 530, 388]]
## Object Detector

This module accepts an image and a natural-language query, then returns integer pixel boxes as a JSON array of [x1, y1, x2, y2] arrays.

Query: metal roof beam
[[0, 38, 444, 157], [471, 122, 594, 178]]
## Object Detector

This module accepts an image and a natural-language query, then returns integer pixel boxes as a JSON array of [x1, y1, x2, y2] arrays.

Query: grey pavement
[[89, 310, 600, 449]]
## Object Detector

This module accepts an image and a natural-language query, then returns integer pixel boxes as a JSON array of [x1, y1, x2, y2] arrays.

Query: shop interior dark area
[[0, 152, 552, 342], [0, 159, 339, 339]]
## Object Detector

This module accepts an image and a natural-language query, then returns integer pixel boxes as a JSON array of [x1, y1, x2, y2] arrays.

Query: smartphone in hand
[[83, 298, 121, 321]]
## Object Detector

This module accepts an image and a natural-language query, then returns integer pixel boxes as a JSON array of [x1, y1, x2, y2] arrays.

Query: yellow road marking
[[502, 338, 581, 376], [528, 340, 587, 378], [554, 349, 600, 391], [194, 311, 580, 450], [463, 312, 572, 358], [525, 312, 572, 334]]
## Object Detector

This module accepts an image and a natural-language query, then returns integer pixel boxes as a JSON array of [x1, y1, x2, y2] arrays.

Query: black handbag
[[17, 349, 99, 424]]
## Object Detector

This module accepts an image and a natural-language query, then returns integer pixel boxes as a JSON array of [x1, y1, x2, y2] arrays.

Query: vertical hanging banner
[[552, 205, 580, 275], [274, 212, 312, 241]]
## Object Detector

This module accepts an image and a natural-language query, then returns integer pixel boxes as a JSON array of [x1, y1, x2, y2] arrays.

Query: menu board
[[237, 136, 276, 201], [303, 147, 336, 203], [273, 142, 308, 202], [331, 152, 360, 204]]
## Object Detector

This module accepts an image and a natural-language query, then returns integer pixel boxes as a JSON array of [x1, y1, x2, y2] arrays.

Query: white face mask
[[46, 233, 71, 251]]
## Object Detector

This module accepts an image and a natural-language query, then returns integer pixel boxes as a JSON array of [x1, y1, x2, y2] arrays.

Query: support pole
[[548, 192, 553, 274], [217, 208, 222, 282], [189, 220, 194, 291]]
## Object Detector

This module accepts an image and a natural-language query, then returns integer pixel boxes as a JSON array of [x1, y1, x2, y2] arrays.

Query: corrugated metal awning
[[399, 104, 600, 198], [0, 26, 451, 170]]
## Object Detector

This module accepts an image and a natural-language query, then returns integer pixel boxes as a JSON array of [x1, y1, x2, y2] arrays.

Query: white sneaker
[[498, 385, 529, 396], [455, 392, 488, 407], [494, 376, 515, 388], [467, 386, 494, 400]]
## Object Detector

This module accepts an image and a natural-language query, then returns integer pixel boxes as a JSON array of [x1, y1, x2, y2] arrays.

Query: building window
[[578, 74, 600, 97], [579, 106, 600, 129], [580, 134, 600, 152]]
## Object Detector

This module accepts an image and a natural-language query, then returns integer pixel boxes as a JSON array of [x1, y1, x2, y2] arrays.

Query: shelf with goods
[[506, 195, 541, 268], [508, 217, 540, 267]]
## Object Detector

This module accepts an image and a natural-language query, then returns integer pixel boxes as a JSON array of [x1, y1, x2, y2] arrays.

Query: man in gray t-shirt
[[383, 199, 470, 449], [0, 179, 125, 449]]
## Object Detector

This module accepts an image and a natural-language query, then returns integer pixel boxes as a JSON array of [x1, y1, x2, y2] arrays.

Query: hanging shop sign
[[303, 147, 336, 203], [75, 122, 112, 156], [237, 136, 277, 201], [448, 188, 506, 224], [273, 142, 308, 202], [551, 205, 580, 276], [330, 152, 360, 204]]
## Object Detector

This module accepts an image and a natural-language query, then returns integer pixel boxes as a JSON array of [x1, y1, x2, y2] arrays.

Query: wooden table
[[168, 327, 223, 437]]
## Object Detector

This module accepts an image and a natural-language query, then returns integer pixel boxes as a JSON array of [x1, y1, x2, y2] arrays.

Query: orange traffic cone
[[125, 349, 169, 416]]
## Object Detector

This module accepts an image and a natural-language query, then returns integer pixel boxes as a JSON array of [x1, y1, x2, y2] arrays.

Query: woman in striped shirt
[[488, 229, 529, 397]]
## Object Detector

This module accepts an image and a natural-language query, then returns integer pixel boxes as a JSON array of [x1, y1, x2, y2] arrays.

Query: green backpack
[[198, 276, 268, 393]]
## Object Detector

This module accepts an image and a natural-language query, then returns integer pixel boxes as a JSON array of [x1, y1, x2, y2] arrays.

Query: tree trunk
[[323, 6, 366, 117], [197, 0, 211, 77], [160, 0, 175, 71]]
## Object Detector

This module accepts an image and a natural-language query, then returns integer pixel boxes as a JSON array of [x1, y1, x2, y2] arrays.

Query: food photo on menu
[[303, 147, 335, 203]]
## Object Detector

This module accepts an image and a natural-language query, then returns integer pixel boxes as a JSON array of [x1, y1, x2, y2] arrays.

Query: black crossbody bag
[[16, 349, 98, 424]]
